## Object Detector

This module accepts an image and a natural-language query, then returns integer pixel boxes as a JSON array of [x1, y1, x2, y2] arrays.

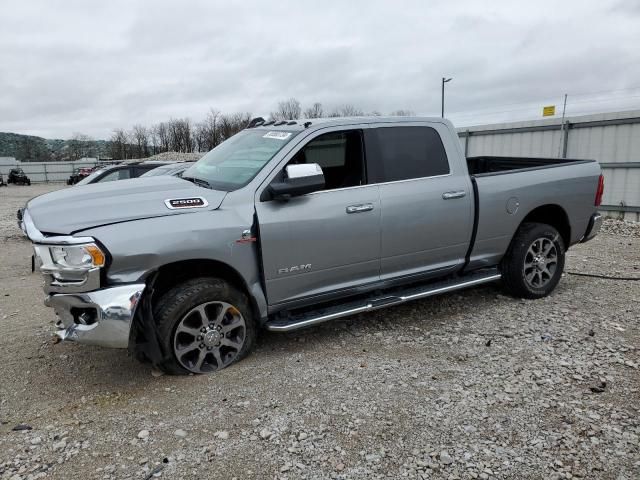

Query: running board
[[265, 269, 502, 332]]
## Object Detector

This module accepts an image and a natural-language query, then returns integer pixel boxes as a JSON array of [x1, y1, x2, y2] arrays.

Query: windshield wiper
[[182, 176, 213, 189]]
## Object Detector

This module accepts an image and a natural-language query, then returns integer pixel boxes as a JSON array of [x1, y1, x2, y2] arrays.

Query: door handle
[[346, 203, 374, 214], [442, 191, 466, 200]]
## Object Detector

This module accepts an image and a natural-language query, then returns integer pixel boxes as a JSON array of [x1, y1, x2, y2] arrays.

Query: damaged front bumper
[[45, 284, 146, 348]]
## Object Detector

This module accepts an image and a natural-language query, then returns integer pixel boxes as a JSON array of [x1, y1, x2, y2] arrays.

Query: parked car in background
[[140, 162, 194, 178], [0, 173, 5, 187], [67, 166, 100, 185], [7, 168, 31, 185], [22, 116, 603, 375], [74, 162, 167, 186]]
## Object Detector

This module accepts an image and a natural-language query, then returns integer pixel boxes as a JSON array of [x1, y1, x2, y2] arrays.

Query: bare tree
[[340, 104, 364, 116], [219, 112, 252, 141], [110, 129, 130, 159], [271, 98, 301, 121], [154, 122, 170, 153], [194, 122, 207, 153], [149, 126, 160, 155], [109, 108, 250, 158], [166, 118, 194, 153], [201, 109, 221, 150], [68, 133, 96, 160], [303, 102, 324, 119], [131, 125, 149, 158], [390, 109, 415, 116], [328, 104, 364, 117]]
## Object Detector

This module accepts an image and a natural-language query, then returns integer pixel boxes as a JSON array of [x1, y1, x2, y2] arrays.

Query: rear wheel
[[153, 278, 256, 375], [501, 222, 565, 299]]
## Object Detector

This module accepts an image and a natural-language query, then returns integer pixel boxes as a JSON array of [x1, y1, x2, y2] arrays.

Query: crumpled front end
[[45, 284, 145, 348], [24, 208, 145, 349]]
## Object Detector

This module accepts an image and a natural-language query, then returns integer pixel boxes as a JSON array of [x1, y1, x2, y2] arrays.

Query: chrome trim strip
[[399, 274, 502, 302], [305, 172, 454, 196], [580, 213, 603, 243], [23, 209, 94, 245], [266, 272, 502, 332], [267, 305, 371, 332]]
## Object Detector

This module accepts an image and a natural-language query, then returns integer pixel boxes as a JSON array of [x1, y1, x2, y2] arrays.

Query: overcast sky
[[1, 0, 640, 139]]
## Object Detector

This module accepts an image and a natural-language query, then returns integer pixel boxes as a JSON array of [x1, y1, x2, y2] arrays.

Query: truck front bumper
[[581, 213, 603, 243], [45, 284, 146, 348]]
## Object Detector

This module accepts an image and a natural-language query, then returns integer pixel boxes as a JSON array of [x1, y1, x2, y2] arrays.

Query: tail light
[[595, 174, 604, 207]]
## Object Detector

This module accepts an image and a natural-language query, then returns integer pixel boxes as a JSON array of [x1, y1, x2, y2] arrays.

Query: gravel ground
[[1, 184, 639, 480]]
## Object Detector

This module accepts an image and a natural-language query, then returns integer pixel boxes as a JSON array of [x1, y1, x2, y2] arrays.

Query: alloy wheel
[[523, 237, 558, 289], [173, 301, 246, 373]]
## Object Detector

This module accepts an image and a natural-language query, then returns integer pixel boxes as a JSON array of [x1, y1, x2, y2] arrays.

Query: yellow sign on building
[[543, 105, 556, 117]]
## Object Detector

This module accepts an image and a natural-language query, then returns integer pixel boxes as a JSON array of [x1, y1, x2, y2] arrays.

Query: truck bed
[[465, 157, 601, 272], [466, 156, 595, 176]]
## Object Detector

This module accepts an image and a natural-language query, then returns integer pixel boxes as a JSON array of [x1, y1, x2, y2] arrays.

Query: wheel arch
[[516, 204, 571, 248], [147, 259, 263, 323]]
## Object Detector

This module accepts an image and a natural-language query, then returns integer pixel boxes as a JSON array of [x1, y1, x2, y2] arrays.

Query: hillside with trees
[[0, 132, 111, 162], [1, 99, 414, 161]]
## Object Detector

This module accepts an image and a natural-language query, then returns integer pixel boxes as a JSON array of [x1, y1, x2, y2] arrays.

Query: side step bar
[[265, 269, 502, 332]]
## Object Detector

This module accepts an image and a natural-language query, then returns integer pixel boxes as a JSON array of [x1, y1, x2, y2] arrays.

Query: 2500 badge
[[164, 197, 209, 209]]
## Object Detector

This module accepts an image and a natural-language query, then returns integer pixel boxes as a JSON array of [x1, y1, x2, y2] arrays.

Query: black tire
[[501, 222, 565, 299], [152, 277, 256, 375]]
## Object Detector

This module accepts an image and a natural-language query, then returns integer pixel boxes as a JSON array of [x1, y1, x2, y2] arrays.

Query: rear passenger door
[[365, 124, 474, 280]]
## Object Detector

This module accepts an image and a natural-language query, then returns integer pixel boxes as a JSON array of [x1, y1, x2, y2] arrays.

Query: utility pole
[[558, 93, 568, 158], [441, 77, 452, 118]]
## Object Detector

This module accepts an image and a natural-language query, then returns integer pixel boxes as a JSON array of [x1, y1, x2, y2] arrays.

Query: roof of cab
[[248, 116, 450, 132]]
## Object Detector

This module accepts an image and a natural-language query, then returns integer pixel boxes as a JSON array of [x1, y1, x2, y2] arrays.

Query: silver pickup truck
[[22, 117, 604, 375]]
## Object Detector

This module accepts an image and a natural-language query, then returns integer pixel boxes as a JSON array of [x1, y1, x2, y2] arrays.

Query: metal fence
[[457, 110, 640, 221], [0, 158, 102, 183]]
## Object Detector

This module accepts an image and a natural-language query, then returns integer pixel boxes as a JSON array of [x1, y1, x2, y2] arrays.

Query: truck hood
[[26, 177, 227, 235]]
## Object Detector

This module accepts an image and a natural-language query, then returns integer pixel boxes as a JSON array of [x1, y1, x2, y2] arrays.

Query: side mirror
[[268, 163, 325, 200]]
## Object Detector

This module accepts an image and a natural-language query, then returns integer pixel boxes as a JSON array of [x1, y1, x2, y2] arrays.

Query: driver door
[[255, 128, 381, 308]]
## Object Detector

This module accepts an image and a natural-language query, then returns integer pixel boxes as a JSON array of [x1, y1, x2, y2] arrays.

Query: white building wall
[[459, 110, 640, 221]]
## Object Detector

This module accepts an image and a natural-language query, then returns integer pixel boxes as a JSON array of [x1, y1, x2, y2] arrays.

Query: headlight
[[35, 243, 106, 272], [49, 244, 106, 269]]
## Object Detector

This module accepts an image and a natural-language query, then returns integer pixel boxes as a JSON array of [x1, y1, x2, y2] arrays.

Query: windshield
[[182, 129, 298, 191], [76, 168, 106, 185]]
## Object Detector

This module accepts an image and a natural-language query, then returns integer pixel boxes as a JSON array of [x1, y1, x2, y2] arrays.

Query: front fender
[[81, 208, 267, 318]]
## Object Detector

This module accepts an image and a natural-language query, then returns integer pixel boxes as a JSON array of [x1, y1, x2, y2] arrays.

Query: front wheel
[[501, 222, 565, 299], [153, 278, 256, 375]]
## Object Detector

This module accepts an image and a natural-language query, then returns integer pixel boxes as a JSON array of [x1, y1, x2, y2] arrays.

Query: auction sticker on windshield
[[263, 131, 292, 140]]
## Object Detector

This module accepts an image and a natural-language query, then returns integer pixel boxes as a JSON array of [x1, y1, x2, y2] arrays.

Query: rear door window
[[365, 126, 450, 183]]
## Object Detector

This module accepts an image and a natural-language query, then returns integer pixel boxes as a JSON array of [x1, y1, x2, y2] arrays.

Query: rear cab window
[[365, 126, 450, 183]]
